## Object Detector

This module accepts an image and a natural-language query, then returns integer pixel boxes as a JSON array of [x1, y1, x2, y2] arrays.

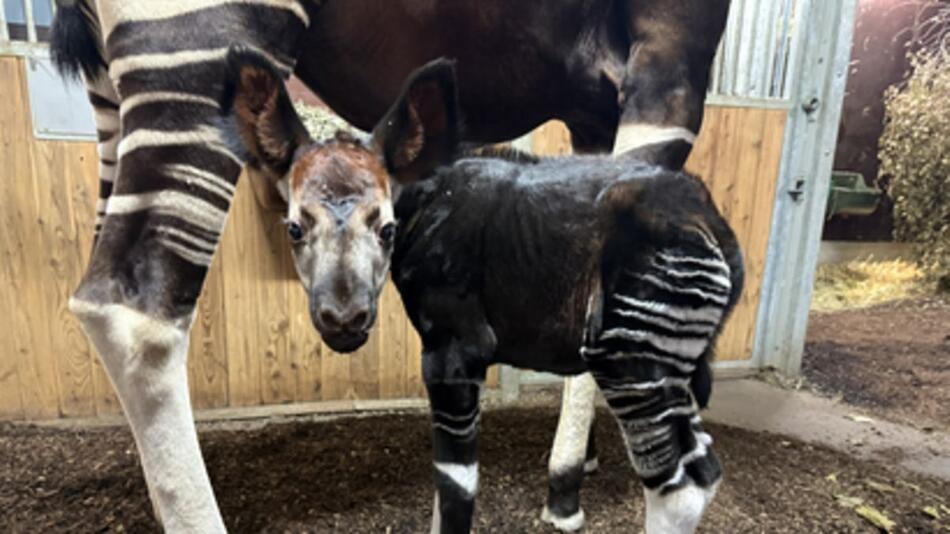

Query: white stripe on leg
[[433, 462, 479, 498], [612, 123, 697, 156]]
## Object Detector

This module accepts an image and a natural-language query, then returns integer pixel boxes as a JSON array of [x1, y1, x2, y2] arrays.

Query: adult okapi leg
[[542, 372, 597, 531], [51, 2, 310, 529], [85, 72, 121, 241], [66, 51, 253, 534], [613, 0, 730, 167], [69, 84, 242, 531]]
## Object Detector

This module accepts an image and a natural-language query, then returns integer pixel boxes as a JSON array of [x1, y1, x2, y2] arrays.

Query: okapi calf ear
[[222, 46, 312, 178], [371, 58, 461, 185]]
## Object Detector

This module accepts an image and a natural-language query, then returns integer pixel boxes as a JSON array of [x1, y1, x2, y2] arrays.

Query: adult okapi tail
[[50, 0, 105, 81], [597, 169, 745, 408]]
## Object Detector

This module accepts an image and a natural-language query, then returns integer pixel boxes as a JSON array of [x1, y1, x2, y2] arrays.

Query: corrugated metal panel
[[709, 0, 803, 102]]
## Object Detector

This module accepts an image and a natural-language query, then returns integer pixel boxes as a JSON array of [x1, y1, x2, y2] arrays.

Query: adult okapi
[[50, 0, 730, 532]]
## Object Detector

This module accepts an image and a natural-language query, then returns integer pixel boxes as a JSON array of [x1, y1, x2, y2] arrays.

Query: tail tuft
[[50, 1, 105, 81]]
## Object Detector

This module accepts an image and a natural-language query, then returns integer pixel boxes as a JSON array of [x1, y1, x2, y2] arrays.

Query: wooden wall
[[530, 106, 787, 361], [1, 55, 784, 420]]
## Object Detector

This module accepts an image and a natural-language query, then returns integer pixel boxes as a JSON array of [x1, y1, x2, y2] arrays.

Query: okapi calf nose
[[316, 303, 369, 334]]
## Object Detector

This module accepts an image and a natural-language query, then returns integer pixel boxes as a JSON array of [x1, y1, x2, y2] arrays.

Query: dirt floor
[[803, 296, 950, 432], [3, 406, 949, 533]]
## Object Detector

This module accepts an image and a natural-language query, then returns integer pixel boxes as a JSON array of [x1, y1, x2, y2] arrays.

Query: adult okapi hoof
[[541, 505, 585, 532]]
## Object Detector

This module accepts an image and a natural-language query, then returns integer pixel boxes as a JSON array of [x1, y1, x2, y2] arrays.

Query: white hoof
[[644, 482, 718, 534], [583, 457, 599, 474], [541, 505, 585, 532]]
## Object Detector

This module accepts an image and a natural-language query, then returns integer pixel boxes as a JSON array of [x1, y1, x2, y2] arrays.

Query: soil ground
[[3, 406, 949, 533], [803, 296, 950, 432]]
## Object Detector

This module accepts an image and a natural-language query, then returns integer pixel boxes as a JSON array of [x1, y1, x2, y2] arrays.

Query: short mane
[[460, 145, 541, 165]]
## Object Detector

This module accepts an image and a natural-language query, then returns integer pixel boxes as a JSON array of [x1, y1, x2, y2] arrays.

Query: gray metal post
[[753, 0, 858, 376]]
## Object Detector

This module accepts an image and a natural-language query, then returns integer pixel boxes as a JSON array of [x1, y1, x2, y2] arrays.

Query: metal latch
[[788, 178, 806, 202]]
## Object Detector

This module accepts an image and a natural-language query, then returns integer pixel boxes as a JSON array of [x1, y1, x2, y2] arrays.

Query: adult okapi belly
[[294, 0, 621, 144]]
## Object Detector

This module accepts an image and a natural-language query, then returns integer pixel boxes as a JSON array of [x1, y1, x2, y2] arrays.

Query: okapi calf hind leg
[[584, 222, 735, 534]]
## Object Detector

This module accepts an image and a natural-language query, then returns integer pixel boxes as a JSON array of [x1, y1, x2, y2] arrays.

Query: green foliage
[[879, 49, 950, 291]]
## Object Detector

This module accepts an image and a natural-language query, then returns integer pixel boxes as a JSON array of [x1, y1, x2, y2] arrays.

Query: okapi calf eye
[[379, 222, 397, 244], [287, 221, 305, 243]]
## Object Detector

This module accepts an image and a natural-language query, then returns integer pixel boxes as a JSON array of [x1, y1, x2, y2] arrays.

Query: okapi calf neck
[[226, 56, 743, 534]]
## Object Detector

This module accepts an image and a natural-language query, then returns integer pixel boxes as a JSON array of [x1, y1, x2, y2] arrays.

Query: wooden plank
[[716, 108, 768, 359], [686, 106, 787, 361], [220, 173, 264, 407], [349, 319, 381, 400], [31, 141, 97, 417], [3, 58, 62, 419], [259, 231, 298, 405], [321, 343, 354, 401], [377, 280, 408, 399], [62, 142, 121, 417], [735, 108, 785, 357], [0, 58, 25, 419], [188, 250, 230, 410], [289, 281, 323, 402], [220, 171, 302, 406], [405, 321, 425, 399], [531, 121, 573, 156]]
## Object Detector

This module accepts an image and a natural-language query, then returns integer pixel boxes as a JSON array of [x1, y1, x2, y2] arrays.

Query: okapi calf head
[[224, 49, 460, 352]]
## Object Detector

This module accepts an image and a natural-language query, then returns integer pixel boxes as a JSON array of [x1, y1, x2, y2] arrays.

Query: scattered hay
[[811, 259, 925, 312], [292, 101, 365, 143]]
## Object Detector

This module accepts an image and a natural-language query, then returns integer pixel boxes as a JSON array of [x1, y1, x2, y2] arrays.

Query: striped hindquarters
[[583, 225, 732, 491]]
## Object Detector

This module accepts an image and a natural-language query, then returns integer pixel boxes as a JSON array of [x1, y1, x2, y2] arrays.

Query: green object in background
[[825, 171, 881, 220]]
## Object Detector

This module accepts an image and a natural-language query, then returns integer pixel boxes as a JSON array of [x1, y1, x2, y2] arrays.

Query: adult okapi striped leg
[[68, 85, 242, 531], [583, 226, 738, 534], [52, 2, 310, 531], [427, 381, 482, 534], [613, 0, 731, 167], [85, 72, 121, 240]]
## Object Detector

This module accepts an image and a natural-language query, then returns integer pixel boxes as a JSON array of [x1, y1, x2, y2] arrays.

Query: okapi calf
[[226, 54, 743, 533]]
